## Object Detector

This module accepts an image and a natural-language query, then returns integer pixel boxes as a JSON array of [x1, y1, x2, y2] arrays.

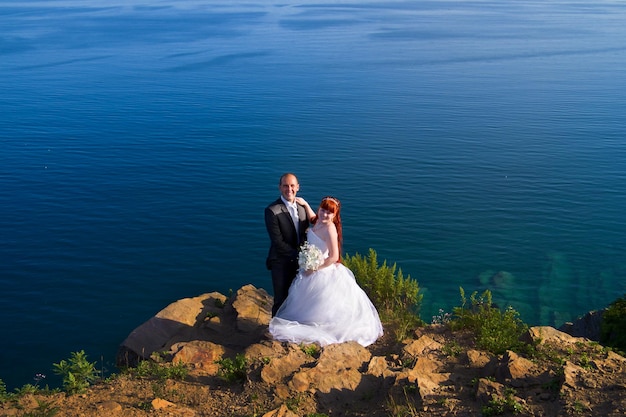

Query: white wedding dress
[[269, 229, 383, 347]]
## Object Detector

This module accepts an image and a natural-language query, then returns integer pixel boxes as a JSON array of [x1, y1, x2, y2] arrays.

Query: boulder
[[291, 341, 371, 393], [475, 377, 505, 405], [403, 335, 442, 357], [260, 345, 310, 385], [407, 357, 450, 399], [558, 309, 605, 341], [117, 285, 271, 367], [117, 292, 226, 366], [496, 350, 536, 386], [367, 356, 395, 379], [229, 284, 273, 332], [466, 349, 492, 368], [522, 326, 584, 346], [170, 341, 228, 375]]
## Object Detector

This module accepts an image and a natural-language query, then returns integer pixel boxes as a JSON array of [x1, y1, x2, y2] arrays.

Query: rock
[[117, 285, 271, 367], [522, 326, 584, 346], [151, 398, 196, 416], [117, 292, 228, 366], [229, 284, 272, 332], [607, 350, 626, 365], [107, 285, 626, 417], [403, 335, 442, 357], [273, 383, 291, 400], [466, 349, 492, 368], [260, 345, 310, 385], [291, 342, 371, 394], [151, 398, 175, 409], [411, 356, 439, 374], [322, 340, 371, 366], [496, 350, 536, 386], [475, 378, 505, 405], [367, 356, 395, 379], [491, 270, 515, 287], [558, 309, 605, 341], [95, 401, 122, 414], [245, 340, 288, 362], [262, 404, 299, 417], [170, 340, 227, 375], [290, 370, 311, 393], [408, 358, 450, 399], [562, 361, 585, 389]]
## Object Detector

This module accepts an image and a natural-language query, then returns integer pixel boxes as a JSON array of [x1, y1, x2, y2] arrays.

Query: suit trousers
[[270, 258, 299, 317]]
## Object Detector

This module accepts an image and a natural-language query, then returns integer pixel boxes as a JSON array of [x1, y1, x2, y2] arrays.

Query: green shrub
[[285, 394, 303, 412], [481, 388, 525, 416], [300, 343, 320, 357], [344, 249, 424, 340], [451, 288, 528, 355], [344, 249, 422, 313], [0, 379, 8, 403], [600, 294, 626, 353], [14, 383, 39, 395], [129, 359, 189, 381], [22, 399, 60, 417], [52, 350, 98, 395], [216, 353, 248, 383]]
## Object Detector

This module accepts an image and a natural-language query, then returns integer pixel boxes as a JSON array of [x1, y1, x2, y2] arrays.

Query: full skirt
[[269, 263, 383, 347]]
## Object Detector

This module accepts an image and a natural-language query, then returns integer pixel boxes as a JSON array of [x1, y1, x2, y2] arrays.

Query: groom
[[265, 173, 313, 316]]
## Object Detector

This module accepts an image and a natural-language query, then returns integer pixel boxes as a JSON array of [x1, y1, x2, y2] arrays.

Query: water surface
[[1, 0, 626, 389]]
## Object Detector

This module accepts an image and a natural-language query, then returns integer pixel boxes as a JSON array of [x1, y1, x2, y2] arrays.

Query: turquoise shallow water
[[1, 0, 626, 389]]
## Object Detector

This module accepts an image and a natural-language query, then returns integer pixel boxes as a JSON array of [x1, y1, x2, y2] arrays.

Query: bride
[[269, 196, 383, 347]]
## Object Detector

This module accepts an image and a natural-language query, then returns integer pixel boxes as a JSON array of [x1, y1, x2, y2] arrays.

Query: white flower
[[298, 241, 325, 271]]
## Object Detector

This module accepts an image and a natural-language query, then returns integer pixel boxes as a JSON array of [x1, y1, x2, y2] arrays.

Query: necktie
[[289, 204, 299, 239]]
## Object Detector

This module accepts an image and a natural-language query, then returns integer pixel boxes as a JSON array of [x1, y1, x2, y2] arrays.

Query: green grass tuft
[[344, 248, 424, 341], [450, 288, 528, 355]]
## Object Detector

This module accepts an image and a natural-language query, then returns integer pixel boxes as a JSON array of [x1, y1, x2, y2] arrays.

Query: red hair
[[318, 196, 342, 262]]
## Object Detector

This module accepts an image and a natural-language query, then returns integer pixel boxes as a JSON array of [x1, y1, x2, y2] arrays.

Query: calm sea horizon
[[1, 0, 625, 389]]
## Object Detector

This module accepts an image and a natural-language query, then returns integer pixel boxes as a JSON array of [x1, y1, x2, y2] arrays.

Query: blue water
[[2, 0, 626, 389]]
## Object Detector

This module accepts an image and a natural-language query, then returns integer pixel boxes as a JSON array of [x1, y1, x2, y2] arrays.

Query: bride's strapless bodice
[[307, 229, 329, 258]]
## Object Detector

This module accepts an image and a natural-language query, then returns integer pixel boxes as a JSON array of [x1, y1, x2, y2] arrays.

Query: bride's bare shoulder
[[326, 222, 337, 233]]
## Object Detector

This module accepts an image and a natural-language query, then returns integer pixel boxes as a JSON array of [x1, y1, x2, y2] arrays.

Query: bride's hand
[[296, 197, 317, 222]]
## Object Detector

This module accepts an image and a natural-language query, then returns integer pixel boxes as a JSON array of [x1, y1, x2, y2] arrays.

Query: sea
[[1, 0, 625, 390]]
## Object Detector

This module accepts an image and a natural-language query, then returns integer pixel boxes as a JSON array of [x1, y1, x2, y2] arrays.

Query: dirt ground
[[2, 325, 626, 417]]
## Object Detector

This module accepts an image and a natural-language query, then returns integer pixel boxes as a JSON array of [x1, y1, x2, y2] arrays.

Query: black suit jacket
[[265, 198, 310, 269]]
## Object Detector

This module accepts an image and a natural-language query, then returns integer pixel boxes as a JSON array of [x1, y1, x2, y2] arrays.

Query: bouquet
[[298, 241, 324, 271]]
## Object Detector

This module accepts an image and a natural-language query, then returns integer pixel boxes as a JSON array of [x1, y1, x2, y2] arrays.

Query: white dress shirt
[[281, 196, 300, 238]]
